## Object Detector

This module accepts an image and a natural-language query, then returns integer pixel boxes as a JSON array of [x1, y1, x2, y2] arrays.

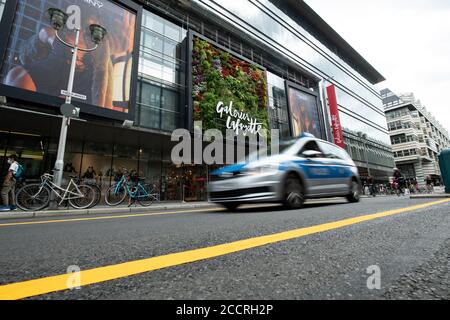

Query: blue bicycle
[[105, 172, 158, 207]]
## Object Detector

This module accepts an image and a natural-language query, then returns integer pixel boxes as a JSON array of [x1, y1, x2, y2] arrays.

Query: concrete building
[[382, 88, 450, 186]]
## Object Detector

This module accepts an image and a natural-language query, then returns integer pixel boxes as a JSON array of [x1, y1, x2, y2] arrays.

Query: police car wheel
[[347, 180, 360, 203], [221, 203, 240, 211], [284, 175, 304, 209]]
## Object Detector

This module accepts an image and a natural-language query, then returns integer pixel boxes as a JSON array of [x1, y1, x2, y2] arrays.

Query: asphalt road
[[0, 196, 449, 300]]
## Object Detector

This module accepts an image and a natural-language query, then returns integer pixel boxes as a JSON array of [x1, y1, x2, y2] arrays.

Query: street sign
[[61, 90, 87, 101], [60, 103, 80, 118]]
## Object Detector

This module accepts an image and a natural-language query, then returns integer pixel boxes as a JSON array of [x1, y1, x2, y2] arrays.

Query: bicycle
[[105, 173, 159, 207], [392, 178, 406, 197], [15, 173, 96, 211], [72, 176, 102, 208]]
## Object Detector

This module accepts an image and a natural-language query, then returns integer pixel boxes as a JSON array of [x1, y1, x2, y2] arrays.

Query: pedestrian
[[1, 154, 23, 210], [82, 166, 97, 185], [425, 175, 433, 193], [393, 168, 405, 196], [367, 175, 376, 197]]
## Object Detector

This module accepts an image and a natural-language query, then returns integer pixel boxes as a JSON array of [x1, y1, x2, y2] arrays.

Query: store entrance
[[182, 165, 208, 202]]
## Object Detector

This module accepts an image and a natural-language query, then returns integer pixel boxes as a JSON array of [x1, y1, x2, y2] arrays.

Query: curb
[[410, 194, 450, 199], [0, 202, 216, 221]]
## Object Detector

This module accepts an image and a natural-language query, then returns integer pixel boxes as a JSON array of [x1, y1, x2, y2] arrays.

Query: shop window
[[0, 132, 47, 182]]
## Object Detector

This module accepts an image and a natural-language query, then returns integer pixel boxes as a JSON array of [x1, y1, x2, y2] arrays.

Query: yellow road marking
[[0, 207, 223, 227], [0, 198, 448, 300]]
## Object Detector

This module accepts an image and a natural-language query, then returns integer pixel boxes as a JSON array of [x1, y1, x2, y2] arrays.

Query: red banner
[[326, 85, 345, 148]]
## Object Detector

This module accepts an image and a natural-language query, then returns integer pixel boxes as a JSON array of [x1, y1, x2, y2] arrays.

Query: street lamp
[[48, 8, 107, 188]]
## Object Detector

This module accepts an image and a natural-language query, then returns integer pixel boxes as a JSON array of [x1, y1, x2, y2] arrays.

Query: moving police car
[[208, 134, 361, 210]]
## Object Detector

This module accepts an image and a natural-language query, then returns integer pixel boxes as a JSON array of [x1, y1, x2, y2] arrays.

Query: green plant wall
[[192, 37, 269, 138]]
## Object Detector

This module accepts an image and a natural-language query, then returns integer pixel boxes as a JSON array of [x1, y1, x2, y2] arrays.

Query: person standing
[[1, 154, 21, 210], [82, 166, 97, 185]]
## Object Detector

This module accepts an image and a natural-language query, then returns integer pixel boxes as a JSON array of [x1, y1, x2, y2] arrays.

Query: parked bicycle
[[15, 173, 96, 211], [72, 176, 102, 208], [105, 170, 159, 207]]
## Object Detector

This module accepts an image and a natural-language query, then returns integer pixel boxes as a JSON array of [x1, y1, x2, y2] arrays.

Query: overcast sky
[[304, 0, 450, 133]]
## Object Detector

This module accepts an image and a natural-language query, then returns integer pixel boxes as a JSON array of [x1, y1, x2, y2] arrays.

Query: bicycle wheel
[[137, 184, 154, 207], [68, 184, 96, 209], [15, 184, 51, 211], [85, 183, 101, 208], [105, 184, 127, 206]]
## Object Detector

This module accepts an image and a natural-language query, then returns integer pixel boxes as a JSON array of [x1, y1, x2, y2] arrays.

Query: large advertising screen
[[0, 0, 137, 116], [287, 85, 323, 139], [192, 36, 269, 139]]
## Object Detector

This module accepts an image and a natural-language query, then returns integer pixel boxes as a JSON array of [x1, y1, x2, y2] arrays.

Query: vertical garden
[[192, 37, 269, 137]]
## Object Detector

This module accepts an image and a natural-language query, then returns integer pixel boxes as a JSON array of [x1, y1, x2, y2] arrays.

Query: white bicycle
[[15, 173, 96, 211]]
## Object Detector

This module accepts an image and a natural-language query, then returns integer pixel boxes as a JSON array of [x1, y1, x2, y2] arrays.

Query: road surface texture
[[0, 196, 449, 300]]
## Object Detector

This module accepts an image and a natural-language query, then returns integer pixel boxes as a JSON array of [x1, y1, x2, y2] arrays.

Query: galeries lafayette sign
[[216, 101, 264, 136]]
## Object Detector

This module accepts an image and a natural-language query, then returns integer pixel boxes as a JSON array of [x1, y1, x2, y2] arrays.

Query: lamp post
[[48, 8, 107, 188]]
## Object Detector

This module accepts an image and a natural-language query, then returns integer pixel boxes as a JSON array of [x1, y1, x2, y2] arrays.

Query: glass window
[[299, 140, 321, 154], [148, 33, 164, 53], [163, 41, 177, 58], [267, 72, 290, 139], [165, 22, 182, 42], [140, 82, 161, 107], [144, 11, 164, 35], [137, 10, 185, 132], [162, 88, 178, 112], [80, 141, 114, 191], [140, 104, 161, 130]]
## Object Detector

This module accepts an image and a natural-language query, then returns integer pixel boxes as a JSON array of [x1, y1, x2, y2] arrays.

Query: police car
[[208, 133, 361, 210]]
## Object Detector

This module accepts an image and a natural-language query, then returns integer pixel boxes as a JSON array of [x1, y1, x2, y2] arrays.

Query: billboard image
[[287, 85, 323, 139], [0, 0, 137, 114], [192, 37, 269, 138]]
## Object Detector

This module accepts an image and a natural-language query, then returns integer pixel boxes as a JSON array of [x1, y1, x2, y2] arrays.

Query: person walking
[[367, 175, 376, 197], [1, 154, 22, 210], [425, 175, 434, 194], [393, 168, 405, 196]]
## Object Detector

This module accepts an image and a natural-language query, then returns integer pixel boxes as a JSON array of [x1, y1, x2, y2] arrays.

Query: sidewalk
[[0, 201, 216, 220], [410, 186, 450, 199]]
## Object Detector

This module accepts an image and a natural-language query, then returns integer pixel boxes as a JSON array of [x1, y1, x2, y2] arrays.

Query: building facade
[[0, 0, 393, 202], [382, 88, 450, 186]]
